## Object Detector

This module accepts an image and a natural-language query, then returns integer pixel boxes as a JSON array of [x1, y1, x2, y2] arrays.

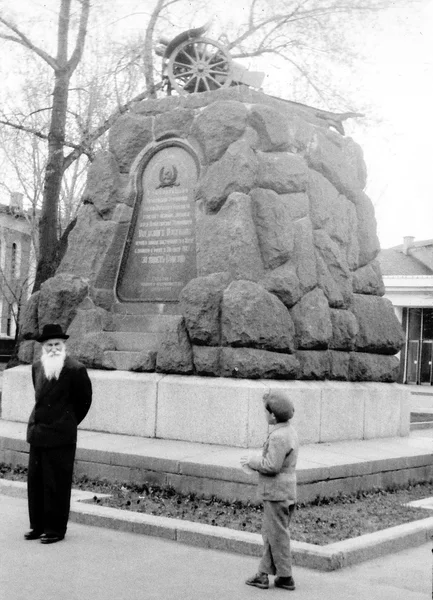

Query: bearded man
[[25, 323, 92, 544]]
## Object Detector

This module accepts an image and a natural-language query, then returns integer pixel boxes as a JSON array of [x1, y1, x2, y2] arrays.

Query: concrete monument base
[[1, 366, 410, 448]]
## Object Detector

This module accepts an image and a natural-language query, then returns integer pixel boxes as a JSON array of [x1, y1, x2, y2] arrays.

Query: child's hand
[[240, 455, 249, 467]]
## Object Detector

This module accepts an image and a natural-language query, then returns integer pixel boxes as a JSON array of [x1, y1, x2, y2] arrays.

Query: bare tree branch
[[67, 0, 90, 73], [0, 15, 58, 69], [63, 82, 163, 170]]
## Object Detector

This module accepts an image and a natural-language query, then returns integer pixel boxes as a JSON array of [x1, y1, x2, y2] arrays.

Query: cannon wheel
[[167, 37, 233, 95]]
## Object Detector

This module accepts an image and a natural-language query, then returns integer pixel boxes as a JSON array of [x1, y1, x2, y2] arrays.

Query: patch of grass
[[2, 462, 433, 545]]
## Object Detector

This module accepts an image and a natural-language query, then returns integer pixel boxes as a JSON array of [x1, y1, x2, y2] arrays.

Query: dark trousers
[[259, 500, 295, 577], [27, 444, 76, 536]]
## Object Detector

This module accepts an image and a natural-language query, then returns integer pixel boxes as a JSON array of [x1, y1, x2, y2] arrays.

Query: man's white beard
[[41, 347, 67, 380]]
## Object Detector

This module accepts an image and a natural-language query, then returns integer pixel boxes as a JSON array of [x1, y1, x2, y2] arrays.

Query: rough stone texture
[[247, 104, 289, 152], [192, 346, 221, 376], [306, 129, 365, 201], [17, 340, 37, 364], [67, 332, 116, 369], [130, 350, 157, 372], [108, 113, 153, 172], [352, 260, 385, 296], [329, 309, 358, 351], [295, 350, 330, 380], [57, 204, 118, 283], [290, 288, 332, 350], [308, 170, 339, 230], [21, 89, 399, 383], [90, 288, 116, 312], [323, 193, 359, 270], [221, 280, 296, 352], [286, 114, 316, 153], [196, 138, 257, 212], [293, 217, 317, 293], [156, 319, 193, 374], [281, 192, 309, 221], [191, 101, 247, 163], [349, 353, 400, 382], [66, 298, 112, 339], [220, 347, 300, 379], [328, 350, 350, 380], [314, 229, 352, 308], [353, 191, 381, 268], [19, 292, 40, 339], [352, 295, 405, 355], [37, 274, 88, 333], [260, 263, 302, 309], [256, 152, 309, 194], [82, 151, 121, 217], [111, 203, 133, 224], [154, 108, 195, 141], [93, 222, 129, 294], [197, 192, 264, 281], [250, 188, 295, 269], [180, 272, 232, 345], [316, 253, 347, 309]]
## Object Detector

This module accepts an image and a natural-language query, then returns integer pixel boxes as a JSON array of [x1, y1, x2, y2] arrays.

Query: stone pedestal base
[[1, 367, 410, 448]]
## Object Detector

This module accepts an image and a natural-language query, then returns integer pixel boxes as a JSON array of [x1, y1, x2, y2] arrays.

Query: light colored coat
[[248, 421, 298, 502]]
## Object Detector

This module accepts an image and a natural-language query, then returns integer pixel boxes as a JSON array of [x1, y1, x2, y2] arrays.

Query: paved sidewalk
[[1, 494, 431, 600]]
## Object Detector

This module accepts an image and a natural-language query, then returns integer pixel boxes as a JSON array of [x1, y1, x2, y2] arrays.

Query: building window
[[10, 241, 21, 279], [403, 308, 433, 385], [6, 303, 17, 338]]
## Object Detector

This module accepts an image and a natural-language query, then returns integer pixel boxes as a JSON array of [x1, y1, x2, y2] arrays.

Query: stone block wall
[[18, 87, 403, 382]]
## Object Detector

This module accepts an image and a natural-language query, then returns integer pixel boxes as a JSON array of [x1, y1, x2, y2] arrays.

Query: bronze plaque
[[117, 143, 199, 302]]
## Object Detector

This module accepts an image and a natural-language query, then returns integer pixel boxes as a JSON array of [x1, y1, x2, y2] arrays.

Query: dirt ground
[[2, 463, 432, 545]]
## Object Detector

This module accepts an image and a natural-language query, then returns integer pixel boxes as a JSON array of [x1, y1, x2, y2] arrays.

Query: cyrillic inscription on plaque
[[117, 144, 199, 302]]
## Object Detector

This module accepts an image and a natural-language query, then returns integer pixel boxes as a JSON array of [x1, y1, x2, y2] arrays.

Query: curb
[[2, 479, 433, 571]]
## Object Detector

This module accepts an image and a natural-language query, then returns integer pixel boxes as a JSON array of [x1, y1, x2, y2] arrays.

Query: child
[[241, 390, 299, 591]]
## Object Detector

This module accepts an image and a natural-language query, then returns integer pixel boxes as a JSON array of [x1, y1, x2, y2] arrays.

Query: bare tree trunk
[[34, 71, 69, 288], [31, 0, 90, 291]]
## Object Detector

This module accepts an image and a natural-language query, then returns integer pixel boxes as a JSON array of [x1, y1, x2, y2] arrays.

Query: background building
[[378, 236, 433, 386], [0, 193, 33, 358]]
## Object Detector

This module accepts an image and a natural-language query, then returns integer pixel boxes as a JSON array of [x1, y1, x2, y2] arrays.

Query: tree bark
[[32, 0, 89, 291], [34, 71, 69, 288]]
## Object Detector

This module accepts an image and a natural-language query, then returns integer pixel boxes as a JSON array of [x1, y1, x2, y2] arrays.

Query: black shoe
[[40, 533, 64, 544], [24, 530, 43, 540], [245, 573, 269, 589], [274, 576, 295, 590]]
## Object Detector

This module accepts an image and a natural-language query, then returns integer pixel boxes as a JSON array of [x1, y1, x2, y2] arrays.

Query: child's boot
[[245, 573, 269, 589], [274, 575, 295, 590]]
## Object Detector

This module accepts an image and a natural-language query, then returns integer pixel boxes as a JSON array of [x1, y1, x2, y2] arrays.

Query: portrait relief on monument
[[116, 140, 200, 303]]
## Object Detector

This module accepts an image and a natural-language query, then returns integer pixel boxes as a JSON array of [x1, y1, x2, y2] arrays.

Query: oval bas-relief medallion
[[117, 142, 200, 303]]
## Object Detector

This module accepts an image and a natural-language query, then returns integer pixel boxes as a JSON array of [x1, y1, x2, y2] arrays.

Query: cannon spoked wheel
[[167, 37, 233, 95]]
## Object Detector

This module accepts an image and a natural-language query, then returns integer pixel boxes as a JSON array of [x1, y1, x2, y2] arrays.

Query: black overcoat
[[27, 355, 92, 447]]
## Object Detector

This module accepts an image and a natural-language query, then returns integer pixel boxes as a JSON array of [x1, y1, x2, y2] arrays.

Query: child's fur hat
[[264, 391, 295, 422]]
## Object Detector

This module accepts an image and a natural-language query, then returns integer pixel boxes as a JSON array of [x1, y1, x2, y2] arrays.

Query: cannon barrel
[[158, 35, 170, 47]]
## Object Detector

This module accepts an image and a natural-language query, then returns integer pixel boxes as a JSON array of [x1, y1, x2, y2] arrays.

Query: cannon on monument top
[[155, 23, 265, 95]]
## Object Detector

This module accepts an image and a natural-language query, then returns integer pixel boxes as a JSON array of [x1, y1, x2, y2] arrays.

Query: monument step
[[110, 332, 159, 352], [1, 420, 432, 507], [112, 302, 181, 316], [103, 350, 142, 371], [107, 314, 182, 334]]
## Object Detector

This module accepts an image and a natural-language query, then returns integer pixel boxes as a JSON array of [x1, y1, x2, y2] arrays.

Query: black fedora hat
[[37, 324, 69, 343]]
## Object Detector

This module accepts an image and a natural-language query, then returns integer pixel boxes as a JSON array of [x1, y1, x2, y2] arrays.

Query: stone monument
[[6, 85, 407, 447]]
